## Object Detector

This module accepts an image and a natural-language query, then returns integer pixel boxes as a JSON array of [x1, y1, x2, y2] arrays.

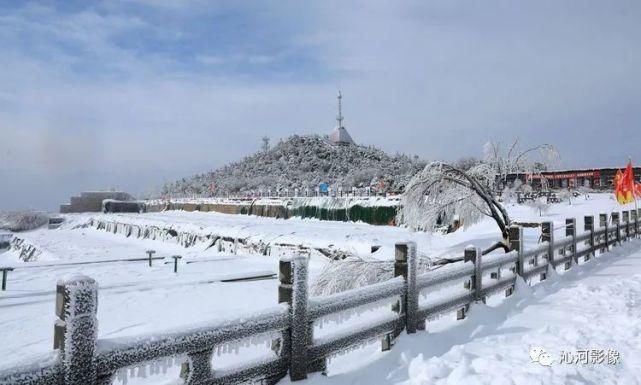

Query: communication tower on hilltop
[[329, 90, 355, 145]]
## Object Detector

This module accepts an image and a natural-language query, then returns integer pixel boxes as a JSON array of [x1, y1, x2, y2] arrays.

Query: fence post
[[146, 250, 155, 267], [542, 221, 554, 274], [171, 255, 182, 273], [274, 260, 293, 382], [507, 225, 523, 296], [638, 209, 641, 238], [584, 216, 594, 261], [632, 210, 638, 238], [185, 350, 213, 385], [405, 242, 418, 334], [54, 275, 99, 385], [509, 225, 523, 275], [1, 267, 13, 291], [565, 218, 576, 268], [291, 256, 310, 380], [599, 213, 608, 252], [612, 212, 621, 245], [279, 256, 310, 381], [623, 211, 630, 241], [464, 247, 484, 303], [383, 243, 409, 350]]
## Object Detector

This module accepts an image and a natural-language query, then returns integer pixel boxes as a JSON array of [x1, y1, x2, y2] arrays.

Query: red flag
[[615, 161, 635, 204]]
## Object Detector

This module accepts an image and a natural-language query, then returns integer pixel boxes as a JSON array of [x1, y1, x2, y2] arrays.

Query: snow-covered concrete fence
[[307, 243, 412, 368], [50, 276, 100, 385], [599, 213, 608, 253], [279, 256, 310, 380], [584, 215, 594, 261], [2, 210, 641, 385], [612, 212, 621, 244], [465, 246, 483, 303], [161, 187, 385, 200]]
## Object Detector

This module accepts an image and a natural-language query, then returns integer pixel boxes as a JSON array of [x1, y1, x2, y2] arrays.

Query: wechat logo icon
[[530, 347, 554, 367]]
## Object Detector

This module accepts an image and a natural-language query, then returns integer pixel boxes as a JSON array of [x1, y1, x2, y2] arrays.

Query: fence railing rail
[[1, 208, 640, 385]]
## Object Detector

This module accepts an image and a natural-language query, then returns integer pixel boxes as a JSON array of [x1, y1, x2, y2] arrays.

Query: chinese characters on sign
[[530, 347, 620, 367]]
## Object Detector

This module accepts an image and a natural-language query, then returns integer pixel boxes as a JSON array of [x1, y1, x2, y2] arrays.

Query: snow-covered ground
[[0, 193, 639, 384], [45, 193, 635, 262]]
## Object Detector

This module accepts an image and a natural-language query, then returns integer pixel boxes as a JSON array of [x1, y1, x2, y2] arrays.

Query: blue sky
[[1, 1, 641, 210]]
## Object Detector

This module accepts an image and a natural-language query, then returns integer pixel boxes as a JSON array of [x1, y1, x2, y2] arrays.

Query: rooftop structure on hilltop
[[328, 91, 355, 145]]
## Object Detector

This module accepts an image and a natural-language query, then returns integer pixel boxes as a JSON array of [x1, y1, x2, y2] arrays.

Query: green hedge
[[281, 204, 396, 225], [154, 202, 398, 226]]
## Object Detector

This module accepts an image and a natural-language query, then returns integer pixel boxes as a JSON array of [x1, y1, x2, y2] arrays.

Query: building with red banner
[[505, 167, 641, 190]]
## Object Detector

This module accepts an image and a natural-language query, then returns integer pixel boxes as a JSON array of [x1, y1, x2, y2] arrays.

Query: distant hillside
[[161, 135, 426, 196]]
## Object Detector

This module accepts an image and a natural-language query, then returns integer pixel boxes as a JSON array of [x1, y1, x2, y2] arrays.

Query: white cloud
[[247, 55, 276, 65], [196, 55, 225, 65]]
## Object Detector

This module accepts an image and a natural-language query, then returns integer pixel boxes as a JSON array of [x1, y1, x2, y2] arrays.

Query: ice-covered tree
[[483, 139, 560, 190], [454, 156, 481, 171], [398, 162, 512, 254], [558, 189, 574, 205], [312, 161, 514, 296], [0, 211, 49, 231], [526, 196, 551, 216], [311, 256, 433, 296]]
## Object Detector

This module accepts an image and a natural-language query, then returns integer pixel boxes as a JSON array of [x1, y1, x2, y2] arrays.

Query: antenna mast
[[336, 90, 344, 128]]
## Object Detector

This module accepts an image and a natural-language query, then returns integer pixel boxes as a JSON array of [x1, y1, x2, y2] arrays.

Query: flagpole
[[631, 157, 638, 238]]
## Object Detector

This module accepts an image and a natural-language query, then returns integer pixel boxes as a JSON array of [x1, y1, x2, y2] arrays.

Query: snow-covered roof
[[329, 126, 354, 145]]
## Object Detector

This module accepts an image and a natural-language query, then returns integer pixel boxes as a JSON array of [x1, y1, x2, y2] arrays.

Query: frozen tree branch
[[397, 162, 511, 241]]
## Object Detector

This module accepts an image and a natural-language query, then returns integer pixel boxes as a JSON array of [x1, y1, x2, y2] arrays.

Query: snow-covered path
[[291, 241, 641, 385]]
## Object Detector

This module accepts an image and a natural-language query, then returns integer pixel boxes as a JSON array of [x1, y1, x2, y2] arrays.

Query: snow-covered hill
[[161, 135, 426, 196]]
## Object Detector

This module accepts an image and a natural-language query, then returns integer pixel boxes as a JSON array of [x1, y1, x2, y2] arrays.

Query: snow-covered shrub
[[0, 211, 49, 232], [501, 179, 523, 204], [557, 190, 573, 205], [526, 198, 550, 217], [520, 183, 533, 194]]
